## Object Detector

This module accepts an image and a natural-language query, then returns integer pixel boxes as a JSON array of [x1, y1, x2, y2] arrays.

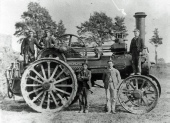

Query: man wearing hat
[[103, 59, 121, 113], [40, 29, 56, 48], [129, 29, 144, 75], [77, 62, 92, 113]]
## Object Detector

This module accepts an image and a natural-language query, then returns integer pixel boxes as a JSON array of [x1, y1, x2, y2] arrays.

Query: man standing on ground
[[103, 60, 121, 114], [77, 63, 92, 113], [129, 29, 144, 75]]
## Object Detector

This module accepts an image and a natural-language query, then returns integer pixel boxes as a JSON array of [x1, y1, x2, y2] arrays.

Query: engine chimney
[[134, 12, 147, 44]]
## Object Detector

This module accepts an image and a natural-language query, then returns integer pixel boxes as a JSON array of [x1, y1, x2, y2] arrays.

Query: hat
[[82, 62, 88, 66], [107, 57, 114, 63], [45, 29, 51, 33], [107, 60, 114, 63], [29, 30, 34, 33], [133, 29, 140, 32]]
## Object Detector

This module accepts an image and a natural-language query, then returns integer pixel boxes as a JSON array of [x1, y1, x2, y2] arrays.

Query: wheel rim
[[37, 48, 66, 61], [148, 74, 161, 97], [21, 58, 77, 113], [118, 75, 159, 114]]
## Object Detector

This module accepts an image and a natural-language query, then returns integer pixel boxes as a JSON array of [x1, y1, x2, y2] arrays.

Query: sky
[[0, 0, 170, 62]]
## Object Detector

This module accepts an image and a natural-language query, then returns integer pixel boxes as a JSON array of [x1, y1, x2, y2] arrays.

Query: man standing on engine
[[77, 63, 92, 113], [40, 30, 56, 48], [21, 31, 43, 64], [129, 29, 144, 75], [103, 60, 121, 114]]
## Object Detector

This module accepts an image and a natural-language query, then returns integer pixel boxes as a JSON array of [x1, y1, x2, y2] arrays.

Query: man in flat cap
[[103, 59, 121, 113], [77, 62, 92, 113], [129, 29, 144, 75]]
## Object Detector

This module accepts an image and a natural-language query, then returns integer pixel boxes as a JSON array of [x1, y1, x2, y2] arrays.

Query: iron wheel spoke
[[148, 97, 155, 102], [145, 90, 155, 95], [40, 92, 46, 107], [137, 99, 140, 106], [49, 65, 59, 80], [145, 82, 151, 90], [32, 91, 44, 102], [47, 92, 50, 109], [47, 62, 51, 79], [124, 99, 130, 104], [32, 69, 45, 81], [28, 76, 43, 84], [54, 87, 71, 96], [128, 82, 135, 90], [26, 84, 42, 87], [55, 68, 65, 80], [55, 84, 73, 88], [141, 97, 148, 106], [141, 80, 145, 89], [50, 91, 58, 106], [28, 87, 43, 95], [41, 64, 47, 79], [53, 77, 71, 85], [56, 93, 63, 101], [135, 79, 138, 89], [56, 93, 66, 105]]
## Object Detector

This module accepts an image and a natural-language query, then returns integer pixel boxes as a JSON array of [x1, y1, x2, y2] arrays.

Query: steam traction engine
[[5, 12, 161, 114]]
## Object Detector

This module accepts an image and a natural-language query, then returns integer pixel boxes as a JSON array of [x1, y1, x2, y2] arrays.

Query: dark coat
[[77, 69, 92, 89], [129, 37, 144, 53], [21, 37, 42, 55], [40, 37, 56, 48]]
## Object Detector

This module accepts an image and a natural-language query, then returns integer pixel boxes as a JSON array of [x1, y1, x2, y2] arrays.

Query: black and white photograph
[[0, 0, 170, 122]]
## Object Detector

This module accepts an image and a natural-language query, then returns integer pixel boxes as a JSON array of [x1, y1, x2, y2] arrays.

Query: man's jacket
[[129, 37, 144, 53], [77, 69, 92, 89], [103, 68, 121, 89], [41, 37, 56, 48], [21, 37, 42, 55]]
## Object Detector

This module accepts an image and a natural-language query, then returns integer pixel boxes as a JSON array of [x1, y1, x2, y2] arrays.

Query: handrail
[[66, 53, 101, 61]]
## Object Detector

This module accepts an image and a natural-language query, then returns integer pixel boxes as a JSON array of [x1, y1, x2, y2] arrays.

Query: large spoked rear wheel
[[118, 75, 159, 114], [21, 58, 77, 113]]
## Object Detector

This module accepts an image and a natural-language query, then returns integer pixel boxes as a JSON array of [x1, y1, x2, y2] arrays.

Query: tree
[[14, 2, 66, 42], [55, 20, 66, 38], [114, 16, 128, 37], [76, 12, 128, 45], [149, 28, 163, 64]]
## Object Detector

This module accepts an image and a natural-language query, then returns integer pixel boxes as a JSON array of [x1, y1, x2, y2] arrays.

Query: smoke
[[111, 0, 127, 16]]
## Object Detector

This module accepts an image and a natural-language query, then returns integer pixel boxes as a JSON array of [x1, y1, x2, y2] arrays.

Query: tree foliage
[[150, 28, 163, 46], [150, 28, 163, 64], [76, 12, 128, 45], [55, 20, 66, 38], [114, 16, 128, 37], [14, 2, 66, 42]]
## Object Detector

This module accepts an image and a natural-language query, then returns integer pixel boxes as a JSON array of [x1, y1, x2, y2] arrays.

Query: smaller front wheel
[[117, 75, 159, 114]]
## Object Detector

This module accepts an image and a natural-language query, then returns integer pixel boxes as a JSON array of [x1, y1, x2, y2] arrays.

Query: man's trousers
[[105, 82, 117, 112], [132, 51, 141, 74], [24, 52, 35, 65], [79, 87, 90, 111]]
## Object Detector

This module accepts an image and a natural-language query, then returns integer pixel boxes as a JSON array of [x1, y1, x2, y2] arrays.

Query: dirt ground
[[0, 65, 170, 123]]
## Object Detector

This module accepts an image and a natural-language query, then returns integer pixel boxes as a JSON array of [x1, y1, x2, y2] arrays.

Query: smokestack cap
[[134, 12, 147, 18]]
